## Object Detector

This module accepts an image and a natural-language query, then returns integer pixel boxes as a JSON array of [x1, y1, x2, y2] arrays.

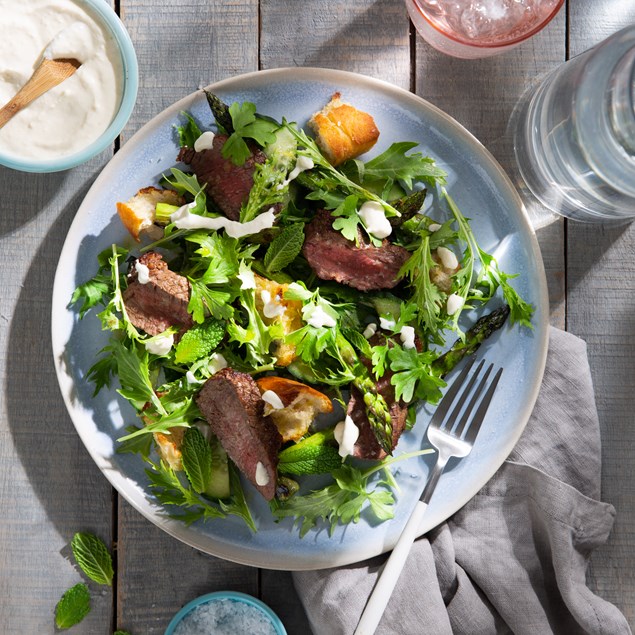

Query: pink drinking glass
[[405, 0, 564, 59]]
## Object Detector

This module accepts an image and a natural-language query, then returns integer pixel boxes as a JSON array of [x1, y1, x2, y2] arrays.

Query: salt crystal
[[173, 598, 278, 635]]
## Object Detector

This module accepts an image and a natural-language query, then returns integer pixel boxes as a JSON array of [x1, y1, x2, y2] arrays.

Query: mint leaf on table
[[263, 222, 305, 273], [71, 532, 114, 586], [55, 583, 91, 629], [181, 427, 213, 494]]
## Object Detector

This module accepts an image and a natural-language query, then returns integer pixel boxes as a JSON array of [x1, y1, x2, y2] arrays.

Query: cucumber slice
[[205, 434, 230, 499]]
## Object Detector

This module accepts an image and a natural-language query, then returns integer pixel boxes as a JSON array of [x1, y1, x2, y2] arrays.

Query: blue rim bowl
[[164, 591, 288, 635], [0, 0, 138, 173]]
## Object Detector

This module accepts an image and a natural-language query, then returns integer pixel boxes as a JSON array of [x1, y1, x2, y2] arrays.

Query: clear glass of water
[[514, 26, 635, 223], [405, 0, 563, 59]]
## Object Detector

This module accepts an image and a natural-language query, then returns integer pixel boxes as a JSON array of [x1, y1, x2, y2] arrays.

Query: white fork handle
[[353, 500, 429, 635]]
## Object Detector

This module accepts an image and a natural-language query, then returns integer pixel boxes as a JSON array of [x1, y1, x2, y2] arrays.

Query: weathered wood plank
[[566, 2, 635, 628], [258, 3, 411, 632], [115, 1, 261, 633], [0, 156, 116, 633], [413, 8, 567, 328], [260, 0, 411, 90]]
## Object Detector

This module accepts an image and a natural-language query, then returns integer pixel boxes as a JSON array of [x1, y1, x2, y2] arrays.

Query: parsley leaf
[[222, 102, 279, 166], [331, 195, 362, 244], [55, 583, 91, 630], [388, 346, 445, 403], [71, 532, 114, 586]]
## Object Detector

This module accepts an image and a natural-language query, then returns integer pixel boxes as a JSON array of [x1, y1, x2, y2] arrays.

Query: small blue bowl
[[164, 591, 288, 635], [0, 0, 138, 173]]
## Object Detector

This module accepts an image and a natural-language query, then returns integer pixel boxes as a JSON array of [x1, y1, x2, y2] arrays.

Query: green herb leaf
[[361, 142, 448, 189], [55, 583, 91, 630], [181, 427, 213, 494], [176, 111, 203, 148], [388, 346, 445, 403], [69, 276, 110, 318], [264, 223, 305, 273], [331, 195, 362, 243], [175, 318, 225, 364], [71, 532, 114, 586], [278, 432, 342, 475], [222, 102, 279, 166]]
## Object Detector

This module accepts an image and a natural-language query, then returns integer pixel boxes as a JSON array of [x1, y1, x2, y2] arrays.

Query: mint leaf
[[71, 532, 114, 586], [278, 434, 342, 475], [55, 583, 91, 629], [181, 427, 213, 494], [175, 318, 225, 364], [264, 223, 305, 273]]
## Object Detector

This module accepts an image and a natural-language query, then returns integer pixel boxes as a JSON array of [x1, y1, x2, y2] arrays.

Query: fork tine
[[464, 366, 503, 444], [429, 357, 476, 426], [453, 362, 493, 438]]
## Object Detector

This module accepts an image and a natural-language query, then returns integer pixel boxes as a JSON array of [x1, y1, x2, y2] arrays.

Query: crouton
[[256, 376, 333, 442], [153, 427, 186, 471], [308, 92, 380, 166], [254, 274, 303, 366], [117, 186, 184, 241]]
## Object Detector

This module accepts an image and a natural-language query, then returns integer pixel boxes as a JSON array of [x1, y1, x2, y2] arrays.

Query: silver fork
[[354, 358, 503, 635]]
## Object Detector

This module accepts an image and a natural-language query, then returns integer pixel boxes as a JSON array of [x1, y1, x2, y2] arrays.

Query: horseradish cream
[[0, 0, 124, 160]]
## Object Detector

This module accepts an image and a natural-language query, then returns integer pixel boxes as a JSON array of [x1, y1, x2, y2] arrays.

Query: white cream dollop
[[437, 246, 459, 270], [446, 293, 464, 316], [208, 353, 228, 375], [358, 201, 392, 239], [363, 322, 378, 339], [260, 289, 286, 319], [334, 415, 360, 459], [262, 390, 285, 413], [171, 204, 276, 238], [144, 332, 174, 356], [399, 325, 416, 349], [134, 261, 150, 284], [278, 155, 314, 189], [255, 461, 270, 487], [303, 303, 337, 328], [194, 130, 216, 152], [379, 316, 396, 331]]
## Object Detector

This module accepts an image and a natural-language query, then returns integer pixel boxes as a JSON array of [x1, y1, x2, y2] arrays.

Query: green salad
[[71, 91, 532, 536]]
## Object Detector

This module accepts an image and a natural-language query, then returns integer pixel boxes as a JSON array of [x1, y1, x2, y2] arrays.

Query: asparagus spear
[[431, 305, 510, 377], [204, 90, 234, 134]]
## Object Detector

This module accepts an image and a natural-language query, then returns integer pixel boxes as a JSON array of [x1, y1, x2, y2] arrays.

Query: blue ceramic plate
[[51, 68, 548, 570]]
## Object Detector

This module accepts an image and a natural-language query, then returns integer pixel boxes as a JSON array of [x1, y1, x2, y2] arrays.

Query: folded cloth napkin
[[293, 328, 632, 635]]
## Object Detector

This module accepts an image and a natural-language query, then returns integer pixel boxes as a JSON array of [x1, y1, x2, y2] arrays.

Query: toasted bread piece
[[117, 186, 184, 241], [254, 274, 303, 366], [153, 427, 186, 471], [308, 92, 380, 166], [256, 376, 333, 442]]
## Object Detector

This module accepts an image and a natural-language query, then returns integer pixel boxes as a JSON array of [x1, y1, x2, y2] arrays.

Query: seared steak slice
[[178, 134, 266, 221], [123, 252, 193, 336], [196, 368, 282, 501], [349, 370, 408, 460], [302, 210, 411, 291]]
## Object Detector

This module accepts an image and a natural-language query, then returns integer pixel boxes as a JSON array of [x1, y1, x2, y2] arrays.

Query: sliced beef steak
[[178, 134, 266, 221], [348, 369, 408, 460], [302, 210, 411, 291], [123, 252, 193, 336], [196, 368, 282, 501]]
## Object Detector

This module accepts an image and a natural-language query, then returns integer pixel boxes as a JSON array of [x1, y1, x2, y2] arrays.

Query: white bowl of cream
[[0, 0, 138, 172]]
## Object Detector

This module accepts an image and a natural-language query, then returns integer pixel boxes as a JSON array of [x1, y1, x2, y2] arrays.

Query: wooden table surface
[[1, 1, 634, 633]]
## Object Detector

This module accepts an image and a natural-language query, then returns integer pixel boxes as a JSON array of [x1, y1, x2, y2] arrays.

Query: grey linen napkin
[[293, 327, 632, 635]]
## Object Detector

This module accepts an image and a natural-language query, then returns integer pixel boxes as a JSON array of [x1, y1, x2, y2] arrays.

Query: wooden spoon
[[0, 58, 81, 129]]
